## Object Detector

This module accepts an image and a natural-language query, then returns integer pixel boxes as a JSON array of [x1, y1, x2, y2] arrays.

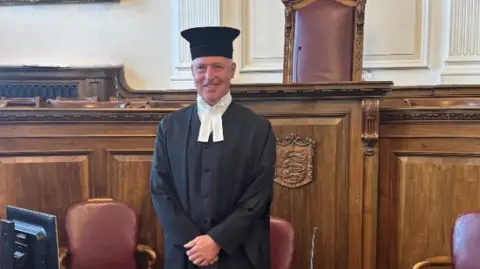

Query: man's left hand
[[184, 235, 220, 266]]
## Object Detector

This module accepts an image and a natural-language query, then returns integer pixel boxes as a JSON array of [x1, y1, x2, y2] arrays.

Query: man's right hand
[[197, 255, 219, 267], [184, 235, 220, 267]]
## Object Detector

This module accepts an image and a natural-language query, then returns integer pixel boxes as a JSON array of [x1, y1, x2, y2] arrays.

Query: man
[[149, 26, 276, 269]]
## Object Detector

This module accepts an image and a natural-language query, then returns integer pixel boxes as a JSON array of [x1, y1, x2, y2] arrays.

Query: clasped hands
[[184, 234, 220, 267]]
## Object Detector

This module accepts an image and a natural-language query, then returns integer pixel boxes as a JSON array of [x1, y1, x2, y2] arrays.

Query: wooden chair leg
[[412, 256, 452, 269]]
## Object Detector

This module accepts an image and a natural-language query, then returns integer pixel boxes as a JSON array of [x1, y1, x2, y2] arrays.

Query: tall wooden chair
[[281, 0, 366, 83]]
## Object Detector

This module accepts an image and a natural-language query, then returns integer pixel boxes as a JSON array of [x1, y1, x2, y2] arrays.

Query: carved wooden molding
[[0, 0, 118, 5], [0, 109, 167, 122], [361, 99, 379, 156], [0, 66, 118, 101], [381, 109, 480, 122], [281, 0, 303, 5], [274, 134, 316, 188], [284, 0, 358, 8], [353, 0, 366, 82], [114, 67, 392, 100], [281, 3, 296, 83], [0, 66, 391, 102]]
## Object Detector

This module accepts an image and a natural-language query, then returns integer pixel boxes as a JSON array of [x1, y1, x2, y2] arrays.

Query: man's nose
[[205, 66, 214, 79]]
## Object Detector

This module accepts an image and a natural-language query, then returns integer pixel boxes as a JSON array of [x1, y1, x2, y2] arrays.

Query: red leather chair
[[270, 216, 295, 269], [60, 198, 156, 269], [412, 211, 480, 269]]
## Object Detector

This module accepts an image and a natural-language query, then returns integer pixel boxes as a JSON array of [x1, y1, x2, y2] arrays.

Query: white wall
[[176, 0, 454, 87], [363, 0, 450, 85], [441, 0, 480, 84], [0, 0, 172, 90], [0, 0, 478, 89]]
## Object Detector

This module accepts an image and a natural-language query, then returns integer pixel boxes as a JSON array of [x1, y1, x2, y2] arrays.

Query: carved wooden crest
[[275, 134, 316, 188]]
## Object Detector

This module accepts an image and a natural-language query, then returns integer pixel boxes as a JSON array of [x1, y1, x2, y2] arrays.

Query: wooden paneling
[[378, 104, 480, 269], [243, 98, 377, 269], [0, 152, 91, 246], [251, 101, 354, 269], [7, 65, 480, 269], [0, 81, 389, 269], [0, 66, 120, 101], [379, 87, 480, 269], [106, 150, 164, 259], [381, 84, 480, 109], [0, 122, 162, 267]]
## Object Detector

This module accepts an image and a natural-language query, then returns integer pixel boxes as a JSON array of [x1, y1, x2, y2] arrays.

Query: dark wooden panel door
[[106, 150, 164, 263], [245, 99, 376, 269], [270, 116, 348, 269], [0, 152, 91, 246], [377, 136, 480, 269]]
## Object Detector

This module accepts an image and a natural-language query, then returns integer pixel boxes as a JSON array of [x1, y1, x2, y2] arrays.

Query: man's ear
[[231, 62, 237, 79]]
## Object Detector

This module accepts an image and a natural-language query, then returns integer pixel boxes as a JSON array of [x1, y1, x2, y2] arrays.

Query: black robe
[[149, 102, 276, 269]]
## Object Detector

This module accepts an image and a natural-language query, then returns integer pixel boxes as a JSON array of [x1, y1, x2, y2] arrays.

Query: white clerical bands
[[197, 106, 224, 142], [196, 91, 232, 143]]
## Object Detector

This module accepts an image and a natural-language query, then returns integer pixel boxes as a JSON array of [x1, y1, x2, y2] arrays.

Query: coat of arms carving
[[274, 134, 316, 188]]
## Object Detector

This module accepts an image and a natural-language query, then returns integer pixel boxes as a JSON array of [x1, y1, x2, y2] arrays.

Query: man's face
[[191, 56, 236, 105]]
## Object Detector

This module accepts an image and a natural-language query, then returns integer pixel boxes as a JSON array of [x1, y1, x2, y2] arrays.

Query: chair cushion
[[452, 212, 480, 269], [65, 201, 138, 269], [270, 217, 294, 269], [294, 0, 354, 82]]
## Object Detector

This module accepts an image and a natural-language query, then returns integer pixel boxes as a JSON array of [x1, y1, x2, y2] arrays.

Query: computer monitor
[[0, 220, 15, 269], [1, 205, 59, 269]]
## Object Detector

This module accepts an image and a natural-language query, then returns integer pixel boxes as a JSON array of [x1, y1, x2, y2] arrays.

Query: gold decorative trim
[[274, 134, 316, 188], [282, 5, 296, 83], [380, 110, 480, 122], [361, 99, 379, 156], [292, 0, 357, 9], [0, 110, 166, 122], [353, 0, 367, 81]]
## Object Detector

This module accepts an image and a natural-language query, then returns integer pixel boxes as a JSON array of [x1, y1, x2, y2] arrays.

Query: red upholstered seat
[[452, 212, 480, 269], [270, 217, 294, 269], [61, 198, 156, 269], [413, 211, 480, 269]]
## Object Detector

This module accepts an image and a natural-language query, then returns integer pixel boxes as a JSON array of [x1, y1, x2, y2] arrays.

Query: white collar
[[196, 91, 232, 142]]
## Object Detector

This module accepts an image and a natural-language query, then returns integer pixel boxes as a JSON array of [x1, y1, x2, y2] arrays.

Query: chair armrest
[[136, 244, 157, 269], [58, 247, 69, 269], [412, 256, 452, 269]]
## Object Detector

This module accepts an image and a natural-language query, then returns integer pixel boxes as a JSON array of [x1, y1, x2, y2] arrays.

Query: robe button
[[202, 193, 209, 198], [203, 167, 210, 173]]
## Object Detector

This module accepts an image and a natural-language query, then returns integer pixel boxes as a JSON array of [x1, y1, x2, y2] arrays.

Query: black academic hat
[[181, 26, 240, 60]]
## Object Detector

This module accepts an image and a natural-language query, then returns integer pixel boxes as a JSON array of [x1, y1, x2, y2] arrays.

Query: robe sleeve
[[150, 118, 202, 245], [207, 121, 276, 255]]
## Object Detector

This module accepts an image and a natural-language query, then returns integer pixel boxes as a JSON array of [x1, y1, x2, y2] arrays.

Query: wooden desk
[[0, 81, 390, 269]]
